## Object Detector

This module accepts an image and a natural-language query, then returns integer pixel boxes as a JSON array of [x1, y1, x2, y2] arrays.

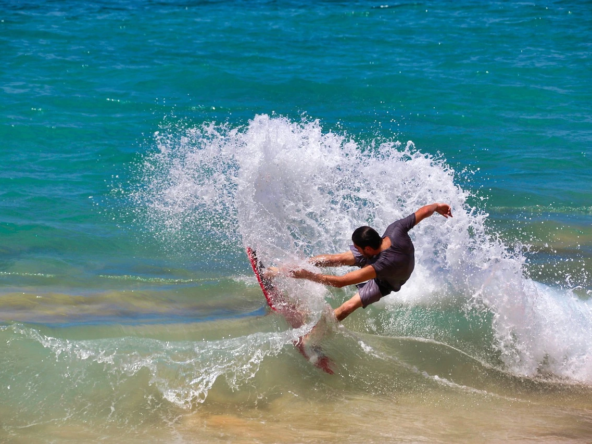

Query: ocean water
[[1, 0, 592, 442]]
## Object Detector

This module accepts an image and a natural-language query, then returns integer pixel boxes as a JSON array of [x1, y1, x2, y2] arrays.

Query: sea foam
[[132, 114, 592, 384]]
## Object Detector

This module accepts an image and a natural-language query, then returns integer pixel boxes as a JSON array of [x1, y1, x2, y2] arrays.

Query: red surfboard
[[246, 247, 334, 374]]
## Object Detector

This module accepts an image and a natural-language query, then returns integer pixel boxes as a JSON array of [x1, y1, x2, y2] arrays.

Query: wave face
[[132, 114, 592, 384]]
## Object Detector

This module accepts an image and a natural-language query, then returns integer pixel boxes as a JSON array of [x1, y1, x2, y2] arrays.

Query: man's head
[[352, 226, 381, 257]]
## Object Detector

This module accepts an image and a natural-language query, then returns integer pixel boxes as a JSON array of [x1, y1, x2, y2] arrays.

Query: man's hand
[[415, 202, 453, 224], [289, 268, 316, 279], [435, 203, 452, 218]]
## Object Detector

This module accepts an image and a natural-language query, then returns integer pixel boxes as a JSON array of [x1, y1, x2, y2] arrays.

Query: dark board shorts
[[356, 279, 392, 308]]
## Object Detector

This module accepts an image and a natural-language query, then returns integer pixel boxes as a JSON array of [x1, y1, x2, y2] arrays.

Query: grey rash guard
[[350, 213, 416, 306]]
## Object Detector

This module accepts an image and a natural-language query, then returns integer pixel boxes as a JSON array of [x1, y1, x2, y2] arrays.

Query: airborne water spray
[[132, 114, 592, 384]]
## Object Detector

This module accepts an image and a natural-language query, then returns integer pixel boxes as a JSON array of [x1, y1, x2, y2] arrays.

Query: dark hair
[[352, 226, 381, 250]]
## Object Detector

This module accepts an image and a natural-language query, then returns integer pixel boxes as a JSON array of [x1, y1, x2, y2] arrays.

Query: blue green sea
[[1, 1, 592, 442]]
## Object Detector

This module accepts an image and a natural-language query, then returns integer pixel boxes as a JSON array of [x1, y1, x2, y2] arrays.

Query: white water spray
[[133, 114, 592, 384]]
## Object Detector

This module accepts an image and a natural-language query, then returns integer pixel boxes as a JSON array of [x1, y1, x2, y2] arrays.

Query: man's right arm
[[309, 251, 356, 267]]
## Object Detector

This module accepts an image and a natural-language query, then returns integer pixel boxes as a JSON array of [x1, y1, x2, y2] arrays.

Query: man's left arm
[[414, 203, 452, 225], [308, 250, 356, 267]]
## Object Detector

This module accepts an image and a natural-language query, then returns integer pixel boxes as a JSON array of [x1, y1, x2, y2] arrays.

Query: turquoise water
[[1, 1, 592, 442]]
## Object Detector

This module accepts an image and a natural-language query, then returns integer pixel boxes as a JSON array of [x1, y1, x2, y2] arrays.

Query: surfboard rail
[[246, 247, 280, 313]]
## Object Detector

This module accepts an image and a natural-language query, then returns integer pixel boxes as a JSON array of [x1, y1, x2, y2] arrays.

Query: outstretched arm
[[290, 264, 376, 288], [414, 203, 452, 225], [308, 250, 355, 267], [265, 250, 356, 279]]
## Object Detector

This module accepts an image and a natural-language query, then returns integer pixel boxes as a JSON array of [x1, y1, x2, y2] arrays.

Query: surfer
[[275, 203, 452, 321]]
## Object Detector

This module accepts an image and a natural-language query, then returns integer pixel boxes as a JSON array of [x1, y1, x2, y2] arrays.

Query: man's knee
[[335, 294, 363, 321], [344, 295, 363, 311]]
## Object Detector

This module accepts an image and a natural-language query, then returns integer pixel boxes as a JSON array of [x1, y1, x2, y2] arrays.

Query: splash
[[8, 323, 304, 409], [132, 114, 592, 384]]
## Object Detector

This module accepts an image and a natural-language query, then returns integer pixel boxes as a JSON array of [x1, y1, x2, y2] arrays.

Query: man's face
[[354, 244, 375, 259]]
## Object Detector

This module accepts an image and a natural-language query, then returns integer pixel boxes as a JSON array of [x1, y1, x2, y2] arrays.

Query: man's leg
[[334, 293, 363, 322], [300, 293, 361, 348]]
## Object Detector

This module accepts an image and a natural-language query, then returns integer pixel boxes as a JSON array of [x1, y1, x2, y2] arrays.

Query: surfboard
[[246, 247, 334, 374]]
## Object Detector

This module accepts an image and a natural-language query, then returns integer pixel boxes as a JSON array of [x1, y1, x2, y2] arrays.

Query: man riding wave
[[271, 203, 452, 321]]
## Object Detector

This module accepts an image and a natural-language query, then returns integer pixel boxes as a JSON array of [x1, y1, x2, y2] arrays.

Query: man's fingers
[[437, 204, 452, 218], [289, 268, 303, 278], [289, 268, 312, 279], [264, 264, 316, 280], [264, 266, 307, 279]]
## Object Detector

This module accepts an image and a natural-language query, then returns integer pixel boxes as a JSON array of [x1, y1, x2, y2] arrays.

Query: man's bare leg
[[300, 294, 362, 348], [334, 293, 363, 322]]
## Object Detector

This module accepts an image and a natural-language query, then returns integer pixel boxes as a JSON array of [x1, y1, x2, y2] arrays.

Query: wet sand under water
[[4, 385, 592, 443]]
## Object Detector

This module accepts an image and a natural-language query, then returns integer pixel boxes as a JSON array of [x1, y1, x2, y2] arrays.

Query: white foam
[[132, 114, 592, 384], [11, 323, 309, 409]]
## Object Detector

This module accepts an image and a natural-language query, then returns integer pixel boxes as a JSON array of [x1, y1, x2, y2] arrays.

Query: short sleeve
[[371, 250, 392, 278], [349, 245, 367, 267], [383, 213, 416, 240], [400, 213, 416, 231]]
